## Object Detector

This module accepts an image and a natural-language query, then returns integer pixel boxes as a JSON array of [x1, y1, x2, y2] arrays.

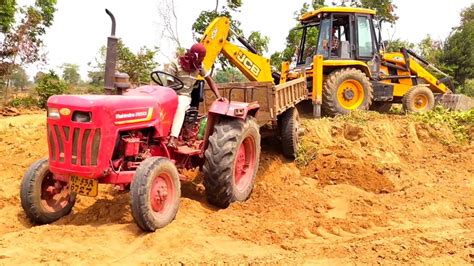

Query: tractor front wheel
[[322, 68, 373, 116], [203, 117, 261, 208], [20, 158, 76, 224], [130, 157, 181, 232], [402, 86, 435, 113]]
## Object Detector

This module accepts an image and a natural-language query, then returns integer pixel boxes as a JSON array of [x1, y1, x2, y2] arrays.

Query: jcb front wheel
[[402, 86, 435, 113], [322, 68, 373, 116], [130, 157, 181, 232], [20, 158, 76, 224], [203, 117, 261, 208]]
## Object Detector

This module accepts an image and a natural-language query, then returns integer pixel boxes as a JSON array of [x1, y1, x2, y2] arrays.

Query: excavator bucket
[[435, 94, 474, 111]]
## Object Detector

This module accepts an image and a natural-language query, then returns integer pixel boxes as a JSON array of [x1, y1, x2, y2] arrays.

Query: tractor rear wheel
[[20, 158, 76, 224], [203, 117, 261, 208], [402, 86, 435, 113], [130, 157, 180, 232], [370, 101, 393, 113], [322, 68, 373, 116], [279, 107, 300, 159]]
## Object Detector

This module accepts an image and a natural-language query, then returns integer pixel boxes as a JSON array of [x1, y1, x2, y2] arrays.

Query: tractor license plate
[[70, 176, 98, 197]]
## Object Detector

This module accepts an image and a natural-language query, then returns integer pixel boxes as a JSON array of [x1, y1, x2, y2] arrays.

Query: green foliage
[[35, 70, 67, 107], [346, 0, 398, 23], [214, 67, 246, 83], [441, 21, 474, 87], [384, 38, 414, 52], [7, 95, 38, 108], [412, 106, 474, 143], [460, 3, 474, 27], [61, 63, 80, 85], [247, 31, 269, 54], [0, 0, 16, 33], [10, 66, 30, 90], [88, 40, 158, 86], [458, 79, 474, 97]]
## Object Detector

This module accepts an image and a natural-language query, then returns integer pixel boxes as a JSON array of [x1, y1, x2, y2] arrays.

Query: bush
[[458, 79, 474, 97], [35, 70, 68, 108], [412, 106, 474, 143], [7, 95, 39, 108]]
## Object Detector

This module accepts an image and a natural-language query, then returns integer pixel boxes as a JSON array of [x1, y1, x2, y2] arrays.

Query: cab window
[[356, 16, 374, 57]]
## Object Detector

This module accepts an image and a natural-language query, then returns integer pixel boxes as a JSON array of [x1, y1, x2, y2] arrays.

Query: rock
[[319, 149, 332, 156]]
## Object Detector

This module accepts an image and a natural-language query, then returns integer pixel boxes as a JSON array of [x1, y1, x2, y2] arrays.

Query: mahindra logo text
[[237, 51, 261, 77]]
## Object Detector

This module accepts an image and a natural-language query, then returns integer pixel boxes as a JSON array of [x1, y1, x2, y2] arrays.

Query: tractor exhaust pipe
[[104, 9, 118, 95]]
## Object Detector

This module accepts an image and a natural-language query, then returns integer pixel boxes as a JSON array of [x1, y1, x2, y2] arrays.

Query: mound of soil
[[0, 113, 472, 264]]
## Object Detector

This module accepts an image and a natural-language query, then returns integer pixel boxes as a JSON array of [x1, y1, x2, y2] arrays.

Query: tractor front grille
[[48, 124, 101, 166]]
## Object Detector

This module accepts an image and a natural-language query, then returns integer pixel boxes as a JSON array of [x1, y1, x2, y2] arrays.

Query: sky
[[16, 0, 473, 80]]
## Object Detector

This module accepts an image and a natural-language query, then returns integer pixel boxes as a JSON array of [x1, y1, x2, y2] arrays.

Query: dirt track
[[0, 113, 473, 264]]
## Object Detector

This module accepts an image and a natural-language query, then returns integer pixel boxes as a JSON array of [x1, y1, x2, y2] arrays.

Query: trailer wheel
[[370, 102, 393, 113], [323, 68, 373, 116], [203, 117, 261, 208], [130, 157, 180, 232], [402, 86, 435, 113], [20, 158, 76, 224], [279, 107, 300, 159]]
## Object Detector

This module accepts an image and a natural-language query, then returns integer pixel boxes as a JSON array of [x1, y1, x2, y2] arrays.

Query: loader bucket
[[435, 94, 474, 111]]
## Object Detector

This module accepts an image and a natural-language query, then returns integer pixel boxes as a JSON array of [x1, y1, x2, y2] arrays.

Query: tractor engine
[[112, 130, 153, 171]]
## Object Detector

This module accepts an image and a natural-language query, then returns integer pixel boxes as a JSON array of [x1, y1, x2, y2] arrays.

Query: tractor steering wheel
[[150, 70, 184, 91]]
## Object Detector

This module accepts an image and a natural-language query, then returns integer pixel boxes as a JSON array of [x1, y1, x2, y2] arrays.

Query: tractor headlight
[[47, 107, 60, 119], [72, 111, 92, 123]]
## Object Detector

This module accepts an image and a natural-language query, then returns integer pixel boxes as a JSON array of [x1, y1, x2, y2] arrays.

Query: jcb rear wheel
[[130, 157, 181, 232], [20, 158, 76, 224], [402, 86, 435, 113], [322, 68, 373, 116], [203, 117, 261, 208]]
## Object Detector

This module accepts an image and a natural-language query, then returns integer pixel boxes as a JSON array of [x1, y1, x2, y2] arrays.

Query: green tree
[[440, 4, 474, 90], [61, 63, 80, 85], [35, 70, 67, 107], [10, 66, 29, 90], [0, 0, 16, 33], [270, 0, 324, 70], [0, 0, 58, 101], [88, 40, 158, 86], [214, 67, 246, 83], [384, 38, 415, 52], [346, 0, 398, 23]]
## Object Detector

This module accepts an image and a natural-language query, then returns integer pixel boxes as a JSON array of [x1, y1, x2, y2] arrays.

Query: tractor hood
[[47, 85, 178, 126]]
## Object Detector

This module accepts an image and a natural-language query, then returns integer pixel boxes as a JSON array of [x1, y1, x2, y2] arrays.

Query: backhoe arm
[[200, 17, 274, 83]]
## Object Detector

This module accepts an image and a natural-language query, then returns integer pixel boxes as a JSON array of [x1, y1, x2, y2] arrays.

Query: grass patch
[[411, 106, 474, 143]]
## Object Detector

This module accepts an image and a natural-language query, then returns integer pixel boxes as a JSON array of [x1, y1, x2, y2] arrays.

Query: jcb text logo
[[237, 51, 261, 77]]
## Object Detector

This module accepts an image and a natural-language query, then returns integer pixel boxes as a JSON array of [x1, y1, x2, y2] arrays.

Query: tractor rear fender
[[208, 100, 260, 119], [200, 100, 259, 155]]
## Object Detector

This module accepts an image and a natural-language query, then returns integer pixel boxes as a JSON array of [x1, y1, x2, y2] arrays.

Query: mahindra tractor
[[20, 10, 261, 232]]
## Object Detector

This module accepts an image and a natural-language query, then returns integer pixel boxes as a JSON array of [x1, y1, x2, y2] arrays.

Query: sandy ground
[[0, 113, 473, 264]]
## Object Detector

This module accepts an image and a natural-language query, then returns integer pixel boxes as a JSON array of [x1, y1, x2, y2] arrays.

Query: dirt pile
[[0, 112, 473, 264]]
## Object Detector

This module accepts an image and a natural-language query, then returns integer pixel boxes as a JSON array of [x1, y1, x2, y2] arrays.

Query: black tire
[[203, 117, 261, 208], [322, 68, 373, 116], [402, 86, 435, 113], [20, 158, 76, 224], [130, 157, 181, 232], [370, 101, 393, 113], [279, 107, 300, 159]]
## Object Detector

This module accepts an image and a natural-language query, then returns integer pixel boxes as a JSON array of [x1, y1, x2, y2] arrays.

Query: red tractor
[[20, 10, 261, 232]]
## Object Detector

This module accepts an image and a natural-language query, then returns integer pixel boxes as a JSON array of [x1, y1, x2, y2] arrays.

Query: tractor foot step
[[175, 146, 201, 156]]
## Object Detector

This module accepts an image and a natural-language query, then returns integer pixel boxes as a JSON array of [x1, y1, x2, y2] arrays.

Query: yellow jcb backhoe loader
[[281, 7, 472, 117]]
